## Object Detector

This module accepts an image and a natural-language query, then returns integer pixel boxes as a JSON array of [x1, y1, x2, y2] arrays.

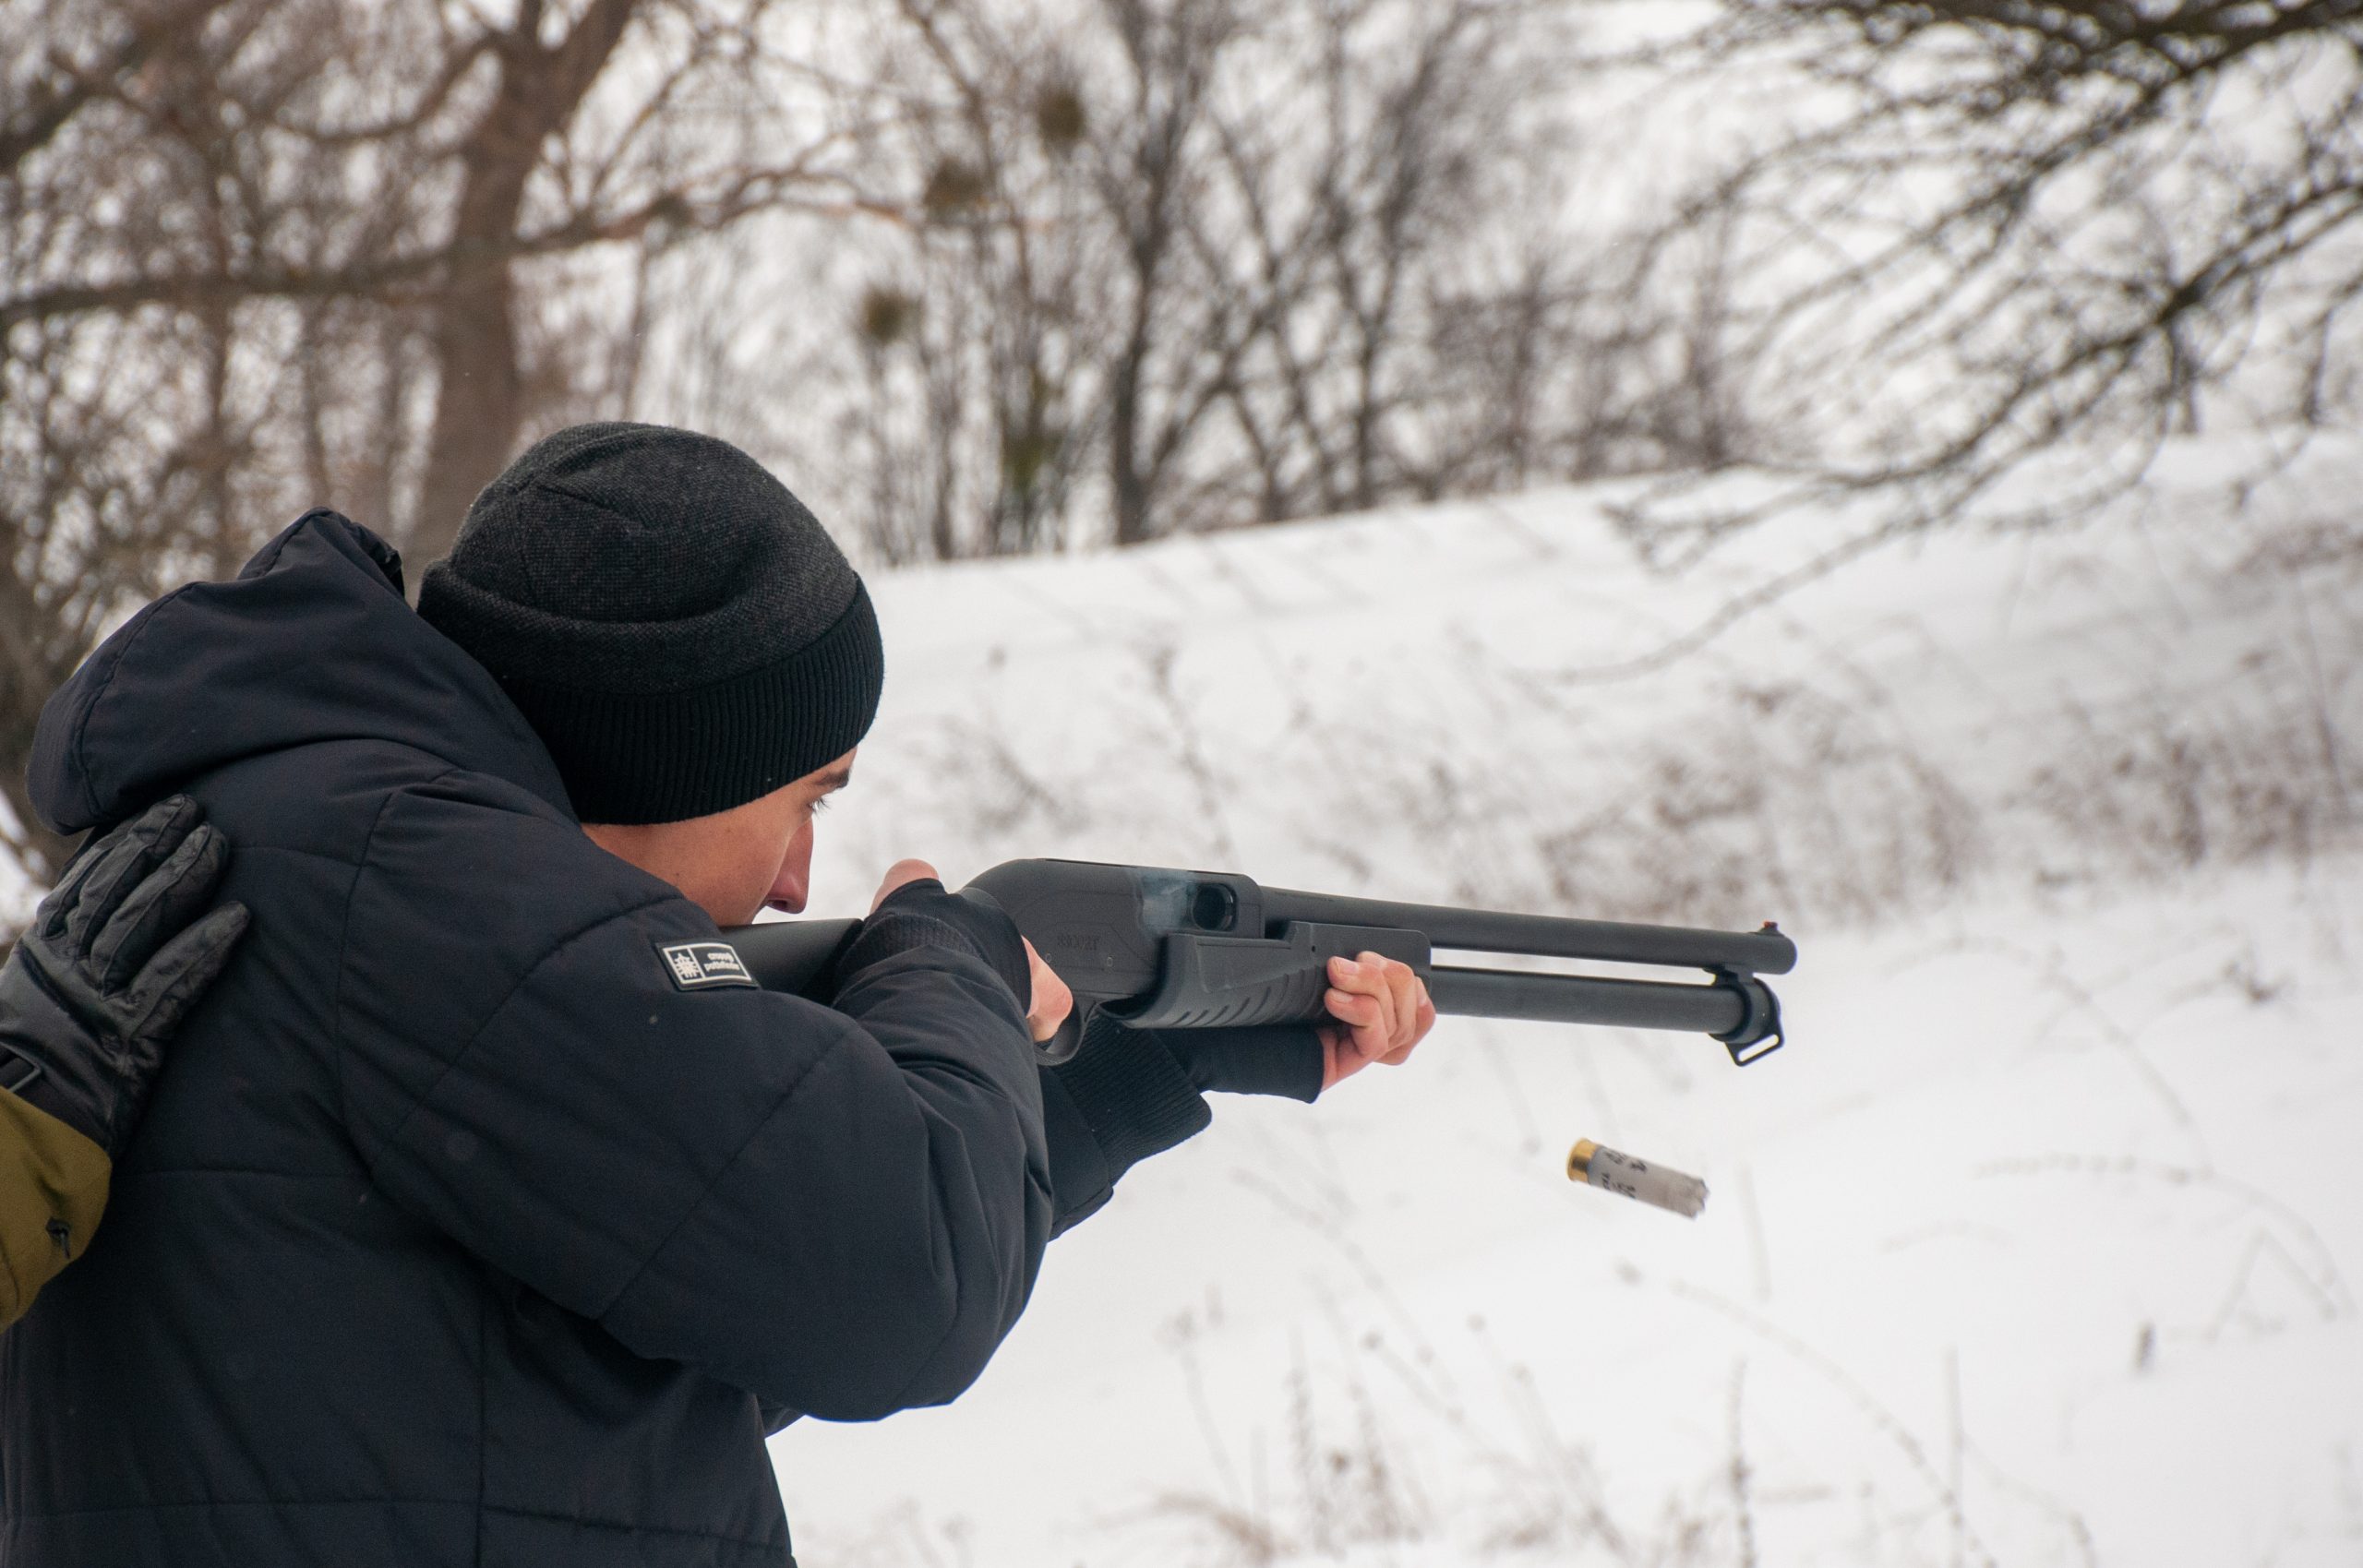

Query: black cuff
[[1042, 1012, 1212, 1234], [0, 959, 111, 1151], [830, 880, 1032, 1005], [1156, 1024, 1325, 1102], [1038, 1070, 1115, 1237], [0, 1050, 102, 1152]]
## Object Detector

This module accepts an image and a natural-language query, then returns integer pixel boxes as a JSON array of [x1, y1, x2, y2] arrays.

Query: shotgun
[[727, 858, 1793, 1067]]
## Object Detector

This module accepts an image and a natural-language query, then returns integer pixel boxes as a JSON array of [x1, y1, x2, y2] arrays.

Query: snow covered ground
[[765, 442, 2363, 1567]]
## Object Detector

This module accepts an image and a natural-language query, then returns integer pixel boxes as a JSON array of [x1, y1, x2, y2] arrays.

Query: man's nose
[[766, 861, 810, 914], [767, 822, 815, 913]]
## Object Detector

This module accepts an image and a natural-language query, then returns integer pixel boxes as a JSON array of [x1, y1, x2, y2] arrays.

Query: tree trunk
[[408, 0, 642, 573], [1109, 338, 1153, 546], [414, 222, 524, 567]]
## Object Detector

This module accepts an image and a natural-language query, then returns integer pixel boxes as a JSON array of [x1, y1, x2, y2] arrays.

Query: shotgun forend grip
[[1113, 922, 1433, 1030]]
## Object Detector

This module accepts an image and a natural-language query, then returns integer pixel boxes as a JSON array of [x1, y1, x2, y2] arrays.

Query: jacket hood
[[30, 510, 570, 835]]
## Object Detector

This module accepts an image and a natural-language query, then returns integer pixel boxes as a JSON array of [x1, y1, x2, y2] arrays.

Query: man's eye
[[811, 796, 834, 814]]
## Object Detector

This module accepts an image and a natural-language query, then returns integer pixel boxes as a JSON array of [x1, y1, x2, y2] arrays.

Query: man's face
[[582, 749, 857, 926]]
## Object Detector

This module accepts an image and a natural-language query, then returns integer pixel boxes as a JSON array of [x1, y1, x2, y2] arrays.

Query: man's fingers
[[1324, 987, 1381, 1030], [1325, 952, 1385, 1002], [1327, 951, 1410, 1037], [1320, 953, 1434, 1082], [92, 820, 231, 992], [1022, 937, 1073, 1044], [1382, 991, 1437, 1063], [1381, 960, 1421, 1052], [1376, 987, 1437, 1065], [1315, 952, 1441, 1092], [55, 796, 202, 953], [870, 857, 941, 913], [125, 902, 251, 1052]]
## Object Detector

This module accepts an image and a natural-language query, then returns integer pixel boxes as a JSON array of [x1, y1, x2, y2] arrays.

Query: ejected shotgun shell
[[1566, 1139, 1708, 1218]]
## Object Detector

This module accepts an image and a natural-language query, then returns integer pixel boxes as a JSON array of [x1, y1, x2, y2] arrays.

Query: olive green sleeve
[[0, 1085, 112, 1329]]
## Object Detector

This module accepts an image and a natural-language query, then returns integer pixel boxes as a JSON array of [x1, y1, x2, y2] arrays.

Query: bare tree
[[1197, 0, 1589, 521], [1614, 0, 2363, 569], [801, 0, 1721, 558], [0, 0, 868, 880], [0, 0, 1771, 883], [822, 0, 1114, 561]]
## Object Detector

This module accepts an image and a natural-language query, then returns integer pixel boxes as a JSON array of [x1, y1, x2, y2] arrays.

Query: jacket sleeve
[[333, 774, 1050, 1420], [1037, 1018, 1326, 1236], [0, 1085, 113, 1329]]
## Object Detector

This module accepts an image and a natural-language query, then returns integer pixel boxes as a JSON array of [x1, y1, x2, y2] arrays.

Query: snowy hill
[[767, 442, 2363, 1568]]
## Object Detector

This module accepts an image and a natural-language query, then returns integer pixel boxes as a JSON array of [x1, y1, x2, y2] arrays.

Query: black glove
[[0, 796, 250, 1159]]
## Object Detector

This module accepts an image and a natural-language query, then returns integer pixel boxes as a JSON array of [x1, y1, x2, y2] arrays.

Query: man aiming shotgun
[[1, 422, 1790, 1567], [0, 423, 1437, 1568]]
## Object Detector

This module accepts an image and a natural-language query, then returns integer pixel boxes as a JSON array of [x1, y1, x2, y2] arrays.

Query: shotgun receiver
[[726, 858, 1794, 1068]]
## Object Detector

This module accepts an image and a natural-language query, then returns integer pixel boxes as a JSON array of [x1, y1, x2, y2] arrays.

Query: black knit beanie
[[416, 422, 884, 825]]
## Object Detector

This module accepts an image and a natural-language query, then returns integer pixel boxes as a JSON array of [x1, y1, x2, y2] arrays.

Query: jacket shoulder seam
[[355, 862, 676, 1205], [330, 775, 432, 1138]]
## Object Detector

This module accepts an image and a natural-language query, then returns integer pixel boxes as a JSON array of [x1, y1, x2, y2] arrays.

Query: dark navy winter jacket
[[0, 511, 1307, 1567]]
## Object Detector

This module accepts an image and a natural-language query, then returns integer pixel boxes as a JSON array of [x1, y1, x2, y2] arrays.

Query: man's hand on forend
[[0, 796, 249, 1158], [1317, 951, 1435, 1091]]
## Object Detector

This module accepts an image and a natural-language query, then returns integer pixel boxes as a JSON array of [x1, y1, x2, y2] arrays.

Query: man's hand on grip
[[866, 857, 1071, 1042]]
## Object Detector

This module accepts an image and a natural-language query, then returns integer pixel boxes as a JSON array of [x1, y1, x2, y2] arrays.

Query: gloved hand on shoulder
[[2, 795, 251, 1160]]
